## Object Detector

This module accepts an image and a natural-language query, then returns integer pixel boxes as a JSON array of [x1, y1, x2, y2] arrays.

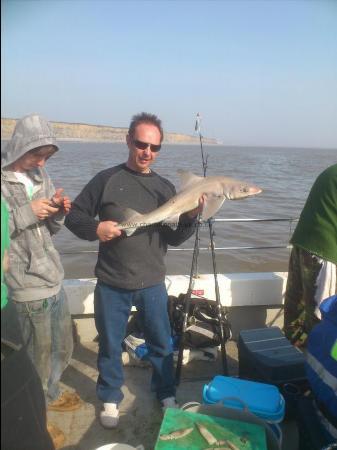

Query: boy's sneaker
[[161, 396, 179, 412], [99, 402, 119, 428]]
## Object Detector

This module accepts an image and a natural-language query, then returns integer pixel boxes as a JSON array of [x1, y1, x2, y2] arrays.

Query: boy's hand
[[31, 198, 59, 220]]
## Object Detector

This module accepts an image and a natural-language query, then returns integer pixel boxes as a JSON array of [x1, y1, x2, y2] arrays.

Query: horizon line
[[1, 117, 336, 150]]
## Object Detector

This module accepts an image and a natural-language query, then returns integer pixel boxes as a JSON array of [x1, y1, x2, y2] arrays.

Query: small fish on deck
[[159, 426, 194, 440], [204, 447, 230, 450], [196, 422, 218, 445], [225, 440, 241, 450], [204, 440, 241, 450]]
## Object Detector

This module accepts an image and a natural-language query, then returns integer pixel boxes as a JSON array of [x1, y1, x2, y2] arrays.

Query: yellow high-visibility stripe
[[331, 340, 337, 362]]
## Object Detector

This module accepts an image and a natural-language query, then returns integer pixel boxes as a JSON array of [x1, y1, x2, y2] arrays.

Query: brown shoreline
[[1, 117, 218, 145]]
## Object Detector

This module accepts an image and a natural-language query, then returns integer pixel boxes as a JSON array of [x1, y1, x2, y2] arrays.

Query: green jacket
[[1, 199, 10, 309], [291, 164, 337, 264]]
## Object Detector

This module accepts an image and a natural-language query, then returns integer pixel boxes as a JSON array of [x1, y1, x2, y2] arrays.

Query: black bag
[[168, 294, 228, 349], [125, 293, 229, 350]]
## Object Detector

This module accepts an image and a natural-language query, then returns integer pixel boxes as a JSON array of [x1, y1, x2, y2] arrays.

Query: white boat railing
[[214, 217, 298, 222], [59, 217, 298, 255], [169, 245, 293, 251], [62, 217, 298, 318]]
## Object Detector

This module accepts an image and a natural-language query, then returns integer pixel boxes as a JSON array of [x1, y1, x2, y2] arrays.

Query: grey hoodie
[[1, 114, 65, 302], [1, 114, 59, 168]]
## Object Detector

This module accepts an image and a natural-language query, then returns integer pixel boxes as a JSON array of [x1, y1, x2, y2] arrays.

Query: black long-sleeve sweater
[[65, 164, 196, 289]]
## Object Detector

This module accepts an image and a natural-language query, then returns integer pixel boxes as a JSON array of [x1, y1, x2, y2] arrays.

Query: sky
[[1, 0, 337, 148]]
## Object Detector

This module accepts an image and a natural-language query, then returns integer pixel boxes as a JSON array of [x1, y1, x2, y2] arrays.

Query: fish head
[[222, 180, 262, 200]]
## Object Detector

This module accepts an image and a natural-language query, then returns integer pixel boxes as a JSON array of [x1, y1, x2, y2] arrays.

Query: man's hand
[[31, 198, 60, 220], [97, 221, 122, 242], [186, 195, 206, 219], [60, 196, 71, 214], [50, 188, 72, 214]]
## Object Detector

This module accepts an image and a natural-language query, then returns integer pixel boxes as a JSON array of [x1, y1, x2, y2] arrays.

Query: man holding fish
[[65, 112, 261, 428]]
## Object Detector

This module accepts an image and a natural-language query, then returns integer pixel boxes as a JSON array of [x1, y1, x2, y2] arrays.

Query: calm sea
[[4, 141, 337, 278]]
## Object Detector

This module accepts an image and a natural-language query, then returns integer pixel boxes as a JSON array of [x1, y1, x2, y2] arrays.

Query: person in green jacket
[[284, 163, 337, 347]]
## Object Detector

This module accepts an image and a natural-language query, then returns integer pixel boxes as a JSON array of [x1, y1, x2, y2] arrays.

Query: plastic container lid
[[203, 375, 285, 423]]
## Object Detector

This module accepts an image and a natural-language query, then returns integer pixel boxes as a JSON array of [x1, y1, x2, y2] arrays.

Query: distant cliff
[[1, 118, 217, 145]]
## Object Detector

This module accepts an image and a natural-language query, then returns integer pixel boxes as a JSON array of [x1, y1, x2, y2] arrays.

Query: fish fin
[[162, 213, 181, 229], [119, 207, 141, 222], [123, 227, 137, 237], [177, 170, 204, 191], [201, 195, 226, 220]]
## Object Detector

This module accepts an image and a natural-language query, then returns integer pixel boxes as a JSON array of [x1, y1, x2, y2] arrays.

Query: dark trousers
[[283, 246, 322, 346], [296, 395, 337, 450], [1, 301, 54, 450]]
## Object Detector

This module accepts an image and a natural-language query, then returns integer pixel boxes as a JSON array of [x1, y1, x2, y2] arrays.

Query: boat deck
[[49, 340, 298, 450]]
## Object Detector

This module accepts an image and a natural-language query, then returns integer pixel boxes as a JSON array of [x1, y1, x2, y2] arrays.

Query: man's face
[[11, 145, 57, 172], [126, 123, 161, 173]]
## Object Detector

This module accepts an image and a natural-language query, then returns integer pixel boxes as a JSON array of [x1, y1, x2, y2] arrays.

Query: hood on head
[[1, 114, 58, 169]]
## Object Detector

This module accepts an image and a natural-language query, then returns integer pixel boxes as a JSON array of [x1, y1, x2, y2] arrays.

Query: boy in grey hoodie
[[1, 114, 81, 416]]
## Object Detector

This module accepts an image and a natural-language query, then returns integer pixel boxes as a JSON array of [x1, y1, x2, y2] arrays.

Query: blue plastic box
[[203, 375, 285, 424]]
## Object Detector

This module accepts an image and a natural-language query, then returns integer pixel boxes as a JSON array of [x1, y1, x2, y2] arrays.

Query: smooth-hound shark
[[118, 170, 262, 236]]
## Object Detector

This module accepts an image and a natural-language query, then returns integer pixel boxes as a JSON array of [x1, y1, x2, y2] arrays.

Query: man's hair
[[128, 112, 164, 143]]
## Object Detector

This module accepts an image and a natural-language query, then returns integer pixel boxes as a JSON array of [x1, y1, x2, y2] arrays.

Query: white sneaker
[[99, 402, 119, 428], [161, 396, 179, 412]]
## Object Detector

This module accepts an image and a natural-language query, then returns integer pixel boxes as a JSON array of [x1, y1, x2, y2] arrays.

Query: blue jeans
[[13, 288, 73, 402], [94, 281, 175, 404]]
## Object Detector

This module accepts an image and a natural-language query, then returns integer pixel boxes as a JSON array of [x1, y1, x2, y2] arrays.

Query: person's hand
[[31, 198, 60, 220], [59, 196, 71, 214], [50, 188, 72, 214], [97, 221, 122, 242], [186, 195, 206, 219]]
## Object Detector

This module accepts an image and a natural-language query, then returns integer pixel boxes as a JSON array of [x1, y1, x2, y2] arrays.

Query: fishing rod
[[175, 114, 230, 385], [175, 210, 202, 384], [195, 113, 231, 373]]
